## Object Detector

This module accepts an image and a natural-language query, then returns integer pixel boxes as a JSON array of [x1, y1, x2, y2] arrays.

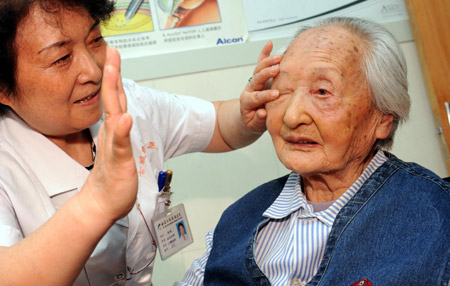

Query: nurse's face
[[0, 5, 106, 137]]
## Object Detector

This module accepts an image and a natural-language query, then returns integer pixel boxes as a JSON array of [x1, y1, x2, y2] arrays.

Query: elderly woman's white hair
[[274, 17, 410, 150]]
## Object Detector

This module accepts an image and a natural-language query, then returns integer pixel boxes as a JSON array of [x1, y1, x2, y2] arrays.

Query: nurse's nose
[[77, 49, 103, 85]]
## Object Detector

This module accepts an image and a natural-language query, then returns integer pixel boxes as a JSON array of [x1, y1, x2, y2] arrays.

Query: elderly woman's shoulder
[[384, 151, 450, 195]]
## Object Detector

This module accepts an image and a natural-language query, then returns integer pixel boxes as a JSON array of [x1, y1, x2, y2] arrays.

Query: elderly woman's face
[[1, 5, 106, 136], [266, 26, 392, 177]]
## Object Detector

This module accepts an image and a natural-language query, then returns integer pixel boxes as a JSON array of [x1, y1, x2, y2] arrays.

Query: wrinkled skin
[[266, 26, 394, 201]]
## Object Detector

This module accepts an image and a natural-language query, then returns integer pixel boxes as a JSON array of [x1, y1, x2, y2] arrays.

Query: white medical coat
[[0, 79, 215, 285]]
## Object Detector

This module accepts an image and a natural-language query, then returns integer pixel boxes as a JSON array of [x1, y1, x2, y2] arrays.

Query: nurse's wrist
[[69, 189, 118, 234]]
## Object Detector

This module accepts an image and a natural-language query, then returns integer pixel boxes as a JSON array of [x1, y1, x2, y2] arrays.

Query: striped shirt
[[177, 151, 387, 286]]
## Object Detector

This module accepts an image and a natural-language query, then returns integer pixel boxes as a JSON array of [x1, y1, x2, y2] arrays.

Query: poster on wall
[[102, 0, 247, 57], [241, 0, 410, 41]]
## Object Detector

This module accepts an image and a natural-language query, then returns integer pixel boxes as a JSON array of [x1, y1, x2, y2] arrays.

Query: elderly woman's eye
[[318, 89, 329, 95]]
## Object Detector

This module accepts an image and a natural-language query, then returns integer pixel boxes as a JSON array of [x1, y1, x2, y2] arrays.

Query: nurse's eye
[[93, 36, 104, 43], [91, 35, 106, 49], [53, 54, 70, 66]]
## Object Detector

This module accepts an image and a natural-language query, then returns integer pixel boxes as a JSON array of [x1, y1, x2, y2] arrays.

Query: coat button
[[115, 273, 126, 281]]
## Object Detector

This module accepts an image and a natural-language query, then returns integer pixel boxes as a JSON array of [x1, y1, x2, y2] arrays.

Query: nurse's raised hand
[[240, 40, 282, 133], [84, 47, 138, 223]]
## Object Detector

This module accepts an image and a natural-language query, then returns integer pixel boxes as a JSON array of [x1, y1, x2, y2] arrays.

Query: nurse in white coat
[[0, 0, 282, 285]]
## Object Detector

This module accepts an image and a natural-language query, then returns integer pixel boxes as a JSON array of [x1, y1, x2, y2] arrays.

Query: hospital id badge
[[151, 203, 193, 260]]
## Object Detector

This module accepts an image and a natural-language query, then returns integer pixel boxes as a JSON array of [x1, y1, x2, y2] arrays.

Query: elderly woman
[[178, 17, 450, 286], [0, 0, 282, 285]]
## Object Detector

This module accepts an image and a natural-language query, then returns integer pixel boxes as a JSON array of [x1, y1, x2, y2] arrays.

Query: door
[[405, 0, 450, 172]]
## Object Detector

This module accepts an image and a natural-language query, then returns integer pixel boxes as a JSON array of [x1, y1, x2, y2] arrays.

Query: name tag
[[151, 203, 193, 260]]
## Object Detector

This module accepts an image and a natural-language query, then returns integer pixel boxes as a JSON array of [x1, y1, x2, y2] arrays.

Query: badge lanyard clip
[[159, 169, 173, 208], [153, 170, 193, 260]]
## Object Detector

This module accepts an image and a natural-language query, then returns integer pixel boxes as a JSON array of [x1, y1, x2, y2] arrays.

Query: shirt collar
[[263, 150, 388, 226], [1, 111, 102, 197]]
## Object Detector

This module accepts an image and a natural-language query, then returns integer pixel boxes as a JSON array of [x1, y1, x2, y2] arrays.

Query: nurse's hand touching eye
[[84, 47, 138, 223], [240, 40, 282, 134]]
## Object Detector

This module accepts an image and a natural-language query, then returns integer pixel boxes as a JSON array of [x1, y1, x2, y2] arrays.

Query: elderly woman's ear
[[375, 113, 394, 140]]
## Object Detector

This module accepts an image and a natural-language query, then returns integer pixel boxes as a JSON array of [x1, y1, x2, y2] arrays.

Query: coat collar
[[1, 110, 101, 197]]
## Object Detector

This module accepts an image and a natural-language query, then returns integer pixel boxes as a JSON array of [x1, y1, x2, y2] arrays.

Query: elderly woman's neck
[[301, 161, 372, 203], [302, 179, 349, 202]]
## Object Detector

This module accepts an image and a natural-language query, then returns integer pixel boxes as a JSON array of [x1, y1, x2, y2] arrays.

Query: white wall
[[134, 39, 447, 285]]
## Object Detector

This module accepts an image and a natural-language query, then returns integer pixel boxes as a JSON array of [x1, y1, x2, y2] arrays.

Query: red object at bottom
[[351, 278, 373, 286]]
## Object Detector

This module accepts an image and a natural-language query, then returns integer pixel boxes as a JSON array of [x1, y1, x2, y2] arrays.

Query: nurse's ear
[[0, 88, 13, 107]]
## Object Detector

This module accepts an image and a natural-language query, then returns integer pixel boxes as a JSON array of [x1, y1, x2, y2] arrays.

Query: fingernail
[[271, 90, 279, 97]]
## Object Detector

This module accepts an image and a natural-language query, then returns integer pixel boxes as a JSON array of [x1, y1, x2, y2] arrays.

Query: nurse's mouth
[[75, 90, 100, 104]]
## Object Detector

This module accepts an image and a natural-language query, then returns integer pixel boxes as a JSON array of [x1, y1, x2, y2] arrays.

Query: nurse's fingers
[[253, 41, 282, 77], [101, 47, 123, 119], [247, 65, 280, 92], [246, 41, 282, 92], [257, 41, 274, 64], [100, 47, 134, 162]]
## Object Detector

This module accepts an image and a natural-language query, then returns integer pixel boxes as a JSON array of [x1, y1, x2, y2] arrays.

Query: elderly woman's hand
[[83, 47, 138, 223], [240, 41, 282, 133]]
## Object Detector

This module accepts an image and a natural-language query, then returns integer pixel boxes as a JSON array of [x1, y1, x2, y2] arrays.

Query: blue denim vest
[[204, 153, 450, 285]]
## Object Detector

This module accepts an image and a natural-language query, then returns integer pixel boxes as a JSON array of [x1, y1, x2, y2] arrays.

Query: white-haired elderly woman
[[177, 17, 450, 286]]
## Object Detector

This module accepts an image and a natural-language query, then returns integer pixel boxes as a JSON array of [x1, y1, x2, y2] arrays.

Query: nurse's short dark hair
[[0, 0, 115, 116]]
